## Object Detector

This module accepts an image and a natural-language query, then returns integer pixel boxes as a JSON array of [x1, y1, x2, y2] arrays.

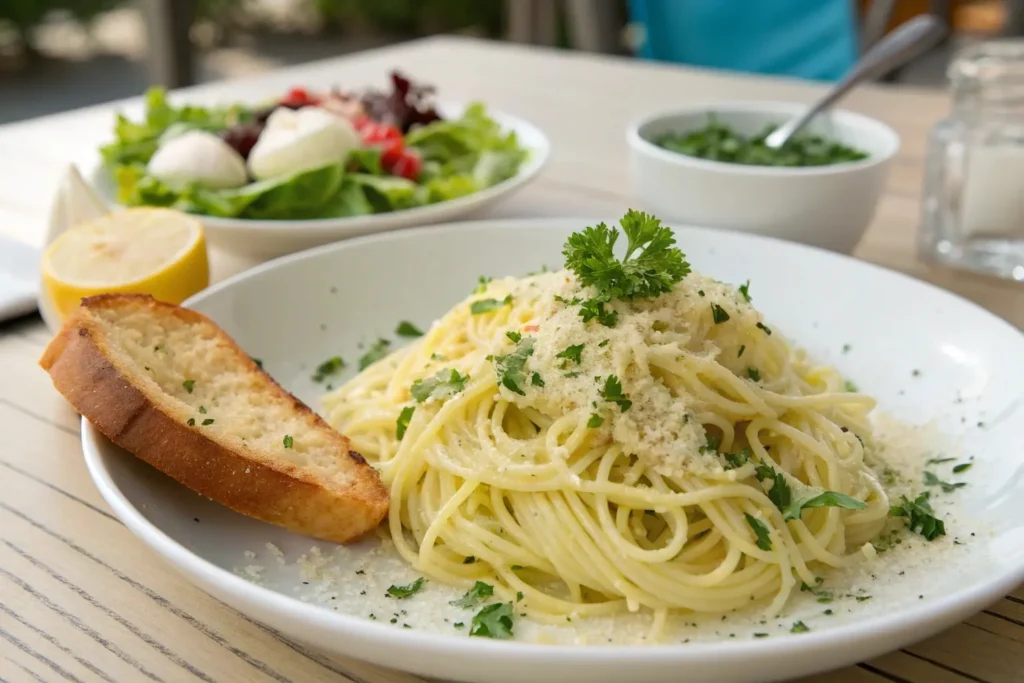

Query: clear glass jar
[[920, 40, 1024, 281]]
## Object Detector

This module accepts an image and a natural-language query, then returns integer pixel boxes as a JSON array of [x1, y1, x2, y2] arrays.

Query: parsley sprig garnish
[[562, 210, 690, 327]]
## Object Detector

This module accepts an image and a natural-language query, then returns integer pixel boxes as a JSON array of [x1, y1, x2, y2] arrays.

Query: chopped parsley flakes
[[710, 303, 730, 324], [600, 375, 632, 412], [738, 280, 751, 302], [747, 367, 761, 382], [450, 581, 494, 608], [890, 492, 945, 540], [492, 337, 535, 396], [790, 621, 810, 634], [283, 435, 293, 449], [556, 343, 584, 366], [182, 379, 195, 393], [312, 356, 345, 382], [744, 513, 772, 550], [395, 321, 424, 337], [386, 577, 426, 599], [754, 462, 866, 521], [470, 602, 514, 639], [358, 339, 391, 370], [396, 406, 415, 440], [923, 471, 967, 493], [506, 330, 522, 344], [587, 413, 604, 428], [411, 368, 469, 403], [470, 294, 513, 315]]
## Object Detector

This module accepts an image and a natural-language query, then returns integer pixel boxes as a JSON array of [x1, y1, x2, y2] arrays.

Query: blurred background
[[0, 0, 1019, 125]]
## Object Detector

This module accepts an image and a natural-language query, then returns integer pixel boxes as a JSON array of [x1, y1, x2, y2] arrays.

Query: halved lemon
[[42, 207, 210, 321]]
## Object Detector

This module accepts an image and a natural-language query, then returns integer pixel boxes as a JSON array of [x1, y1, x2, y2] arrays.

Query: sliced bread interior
[[40, 293, 388, 544]]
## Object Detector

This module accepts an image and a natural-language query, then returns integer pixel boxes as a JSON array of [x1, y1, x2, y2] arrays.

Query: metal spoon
[[764, 14, 947, 150]]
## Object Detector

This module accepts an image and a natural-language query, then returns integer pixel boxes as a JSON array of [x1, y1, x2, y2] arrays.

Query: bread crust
[[40, 294, 388, 544]]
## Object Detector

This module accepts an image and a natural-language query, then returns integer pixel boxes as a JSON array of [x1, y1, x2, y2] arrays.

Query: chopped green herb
[[283, 435, 293, 449], [430, 353, 446, 361], [754, 633, 769, 638], [470, 602, 514, 639], [923, 471, 967, 493], [472, 276, 492, 294], [506, 330, 522, 344], [890, 492, 945, 540], [396, 406, 415, 440], [470, 295, 513, 315], [530, 372, 545, 387], [587, 413, 604, 428], [386, 577, 426, 599], [516, 591, 524, 602], [698, 289, 705, 297], [411, 368, 470, 403], [450, 582, 493, 609], [926, 456, 956, 464], [844, 380, 858, 392], [187, 418, 195, 426], [737, 345, 745, 358], [790, 621, 810, 634], [655, 121, 868, 168], [251, 357, 263, 368], [738, 280, 751, 302], [744, 513, 772, 550], [756, 322, 772, 335], [312, 355, 345, 382], [700, 434, 719, 453], [183, 379, 195, 393], [492, 337, 535, 396], [198, 406, 207, 414], [755, 463, 865, 520], [724, 448, 751, 470], [600, 375, 632, 412], [202, 418, 215, 426], [952, 463, 972, 474], [395, 321, 424, 337], [556, 344, 585, 365], [579, 298, 618, 327], [598, 339, 610, 347], [710, 303, 730, 324], [747, 367, 761, 382], [454, 622, 465, 629], [912, 369, 921, 377], [359, 339, 391, 370], [842, 344, 851, 353], [462, 556, 476, 564]]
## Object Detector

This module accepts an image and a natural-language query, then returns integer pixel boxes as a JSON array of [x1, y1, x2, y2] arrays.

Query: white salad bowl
[[87, 102, 550, 259], [627, 101, 899, 254], [81, 218, 1024, 683]]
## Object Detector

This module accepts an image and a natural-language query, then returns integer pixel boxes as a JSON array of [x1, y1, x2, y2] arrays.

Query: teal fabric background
[[629, 0, 859, 81]]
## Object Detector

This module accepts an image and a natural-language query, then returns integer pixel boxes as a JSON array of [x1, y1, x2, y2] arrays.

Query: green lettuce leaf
[[100, 87, 250, 167], [407, 103, 526, 189]]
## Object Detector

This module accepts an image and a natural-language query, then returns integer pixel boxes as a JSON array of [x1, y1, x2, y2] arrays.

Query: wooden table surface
[[1, 36, 1022, 683]]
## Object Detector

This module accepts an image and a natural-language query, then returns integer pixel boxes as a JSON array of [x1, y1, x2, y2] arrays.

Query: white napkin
[[0, 237, 39, 323]]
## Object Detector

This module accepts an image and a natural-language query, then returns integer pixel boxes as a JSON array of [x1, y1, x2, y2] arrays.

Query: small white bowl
[[88, 102, 550, 259], [627, 102, 899, 254]]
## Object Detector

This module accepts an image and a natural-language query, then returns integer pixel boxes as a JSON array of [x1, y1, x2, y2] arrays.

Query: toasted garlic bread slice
[[40, 293, 388, 543]]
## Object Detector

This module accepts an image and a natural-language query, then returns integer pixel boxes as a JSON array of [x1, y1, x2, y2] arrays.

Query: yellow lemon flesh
[[42, 207, 210, 321]]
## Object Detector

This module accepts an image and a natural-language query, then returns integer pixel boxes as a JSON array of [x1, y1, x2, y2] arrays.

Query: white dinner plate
[[87, 102, 550, 258], [81, 218, 1024, 683]]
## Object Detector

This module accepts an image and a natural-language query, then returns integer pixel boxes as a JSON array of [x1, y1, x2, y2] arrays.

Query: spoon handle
[[766, 14, 947, 148]]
